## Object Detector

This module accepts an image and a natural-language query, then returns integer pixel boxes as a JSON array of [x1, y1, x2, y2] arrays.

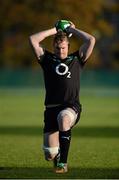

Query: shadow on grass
[[0, 126, 119, 137], [0, 166, 119, 179]]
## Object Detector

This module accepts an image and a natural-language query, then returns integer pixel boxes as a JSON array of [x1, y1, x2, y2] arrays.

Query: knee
[[43, 146, 59, 161], [58, 114, 71, 131]]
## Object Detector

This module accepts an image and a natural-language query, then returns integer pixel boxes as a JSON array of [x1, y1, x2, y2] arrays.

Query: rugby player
[[29, 20, 95, 173]]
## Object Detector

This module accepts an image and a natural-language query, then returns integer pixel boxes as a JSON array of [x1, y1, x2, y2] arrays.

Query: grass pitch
[[0, 87, 119, 179]]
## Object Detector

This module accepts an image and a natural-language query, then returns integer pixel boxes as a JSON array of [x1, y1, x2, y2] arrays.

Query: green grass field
[[0, 87, 119, 179]]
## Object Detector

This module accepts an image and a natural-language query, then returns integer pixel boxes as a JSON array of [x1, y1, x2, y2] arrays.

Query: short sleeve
[[73, 51, 86, 67], [38, 50, 52, 67]]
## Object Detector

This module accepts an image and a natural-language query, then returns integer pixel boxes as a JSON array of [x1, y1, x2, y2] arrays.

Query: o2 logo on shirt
[[55, 63, 71, 78]]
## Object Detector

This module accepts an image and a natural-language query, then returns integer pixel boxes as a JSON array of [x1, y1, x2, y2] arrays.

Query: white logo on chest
[[55, 63, 71, 78]]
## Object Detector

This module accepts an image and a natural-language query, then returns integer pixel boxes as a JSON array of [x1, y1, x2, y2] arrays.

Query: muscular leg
[[43, 131, 59, 161], [57, 108, 77, 164]]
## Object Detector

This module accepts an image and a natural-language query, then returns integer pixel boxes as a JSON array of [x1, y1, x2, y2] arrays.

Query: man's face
[[54, 40, 69, 60]]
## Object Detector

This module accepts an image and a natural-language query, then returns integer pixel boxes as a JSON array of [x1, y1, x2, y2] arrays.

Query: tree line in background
[[0, 0, 119, 69]]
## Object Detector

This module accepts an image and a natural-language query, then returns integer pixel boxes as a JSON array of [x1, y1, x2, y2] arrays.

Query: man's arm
[[29, 28, 57, 60], [68, 27, 95, 62]]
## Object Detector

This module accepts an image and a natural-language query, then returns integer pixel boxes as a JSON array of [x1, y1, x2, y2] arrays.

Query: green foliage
[[0, 0, 118, 68]]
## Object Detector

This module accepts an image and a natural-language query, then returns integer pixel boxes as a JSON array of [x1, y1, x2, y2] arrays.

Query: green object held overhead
[[55, 20, 71, 32]]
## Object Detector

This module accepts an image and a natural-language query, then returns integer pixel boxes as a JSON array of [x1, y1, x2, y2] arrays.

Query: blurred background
[[0, 1, 119, 178], [0, 0, 119, 88]]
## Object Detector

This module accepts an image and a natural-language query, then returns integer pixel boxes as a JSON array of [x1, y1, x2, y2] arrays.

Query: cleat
[[55, 163, 68, 173]]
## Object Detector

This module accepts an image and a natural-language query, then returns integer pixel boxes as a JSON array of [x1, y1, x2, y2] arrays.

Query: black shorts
[[43, 104, 82, 133]]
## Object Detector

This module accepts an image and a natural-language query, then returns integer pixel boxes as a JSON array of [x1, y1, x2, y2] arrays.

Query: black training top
[[38, 50, 85, 110]]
